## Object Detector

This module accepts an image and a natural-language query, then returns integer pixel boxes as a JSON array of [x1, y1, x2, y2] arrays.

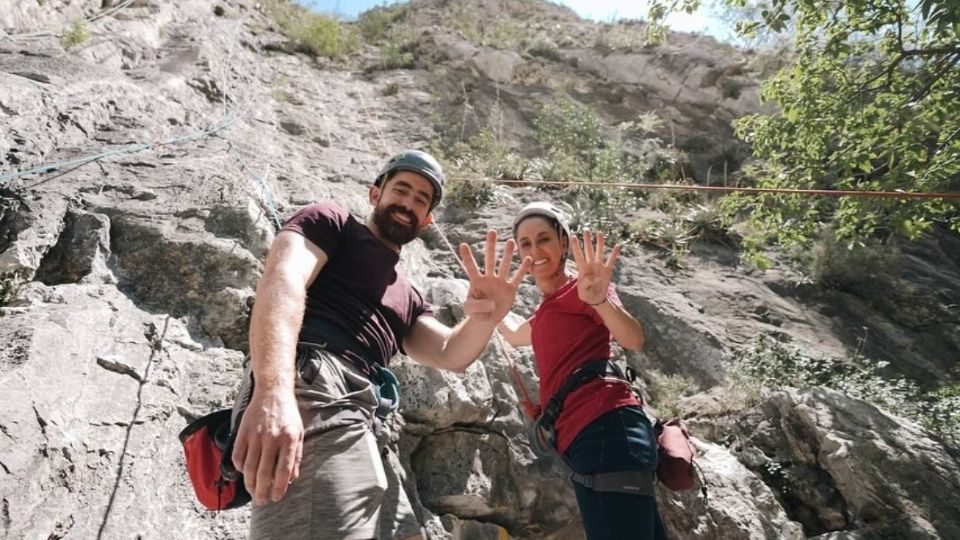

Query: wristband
[[586, 297, 608, 307]]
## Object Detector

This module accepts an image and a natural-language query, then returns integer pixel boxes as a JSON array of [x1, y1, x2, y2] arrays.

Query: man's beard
[[372, 203, 420, 245]]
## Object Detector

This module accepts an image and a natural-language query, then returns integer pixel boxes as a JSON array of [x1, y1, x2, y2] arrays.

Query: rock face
[[1, 1, 958, 539], [397, 0, 761, 179], [659, 439, 805, 540], [730, 388, 960, 539], [0, 284, 250, 539]]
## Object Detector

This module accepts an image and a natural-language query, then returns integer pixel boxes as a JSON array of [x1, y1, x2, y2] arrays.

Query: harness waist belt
[[533, 359, 653, 496]]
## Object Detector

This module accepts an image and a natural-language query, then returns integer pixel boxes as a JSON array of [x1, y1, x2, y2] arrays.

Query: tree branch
[[901, 45, 960, 56]]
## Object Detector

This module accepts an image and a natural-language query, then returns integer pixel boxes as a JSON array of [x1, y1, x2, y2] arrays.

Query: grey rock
[[732, 388, 960, 538], [659, 439, 805, 539], [0, 284, 248, 539], [35, 209, 113, 285], [0, 191, 69, 285]]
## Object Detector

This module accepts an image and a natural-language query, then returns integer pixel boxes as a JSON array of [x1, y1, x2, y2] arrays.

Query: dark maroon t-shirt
[[281, 202, 433, 367]]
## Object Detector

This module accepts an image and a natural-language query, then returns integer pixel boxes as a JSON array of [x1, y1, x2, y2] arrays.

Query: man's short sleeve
[[397, 288, 436, 356], [281, 202, 350, 258], [414, 290, 435, 324]]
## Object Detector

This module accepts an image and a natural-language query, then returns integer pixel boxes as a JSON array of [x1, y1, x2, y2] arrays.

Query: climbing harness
[[529, 360, 657, 496]]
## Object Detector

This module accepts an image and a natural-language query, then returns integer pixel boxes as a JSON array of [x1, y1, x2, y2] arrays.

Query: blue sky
[[299, 1, 729, 39]]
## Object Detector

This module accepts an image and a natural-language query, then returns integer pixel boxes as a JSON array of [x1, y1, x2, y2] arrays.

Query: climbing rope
[[215, 22, 283, 232], [1, 19, 286, 234], [450, 176, 960, 201], [0, 111, 248, 185], [224, 141, 283, 231], [494, 332, 541, 419], [0, 0, 137, 43], [96, 315, 170, 539]]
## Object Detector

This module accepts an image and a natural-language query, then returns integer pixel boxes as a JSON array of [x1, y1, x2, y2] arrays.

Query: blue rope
[[226, 142, 284, 232], [0, 112, 247, 184], [1, 15, 286, 233], [0, 0, 136, 42]]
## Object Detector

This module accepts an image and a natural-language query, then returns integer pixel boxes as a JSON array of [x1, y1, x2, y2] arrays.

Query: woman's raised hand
[[570, 229, 620, 306]]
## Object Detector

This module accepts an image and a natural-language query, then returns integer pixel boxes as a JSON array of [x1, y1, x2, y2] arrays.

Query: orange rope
[[495, 333, 541, 420], [451, 175, 960, 200]]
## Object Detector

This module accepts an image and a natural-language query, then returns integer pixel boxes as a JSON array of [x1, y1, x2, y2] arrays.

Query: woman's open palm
[[570, 229, 620, 306]]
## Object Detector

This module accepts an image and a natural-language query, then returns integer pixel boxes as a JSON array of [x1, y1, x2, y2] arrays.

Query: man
[[231, 150, 530, 539]]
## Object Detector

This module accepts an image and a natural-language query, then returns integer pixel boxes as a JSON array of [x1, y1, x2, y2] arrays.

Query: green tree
[[650, 0, 960, 256]]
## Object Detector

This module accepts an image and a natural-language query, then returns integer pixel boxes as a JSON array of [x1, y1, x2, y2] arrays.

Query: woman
[[498, 201, 667, 540]]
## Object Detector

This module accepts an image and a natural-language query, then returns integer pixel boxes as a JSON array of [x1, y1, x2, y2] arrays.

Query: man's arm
[[404, 315, 497, 372], [404, 230, 531, 372], [232, 231, 328, 505]]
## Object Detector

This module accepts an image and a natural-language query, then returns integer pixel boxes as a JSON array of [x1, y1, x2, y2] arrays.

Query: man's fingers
[[242, 438, 263, 501], [231, 431, 249, 474], [596, 231, 606, 262], [271, 437, 300, 502], [509, 256, 533, 287], [498, 238, 516, 278], [484, 230, 497, 276], [458, 243, 481, 280], [293, 434, 303, 480], [255, 444, 279, 506]]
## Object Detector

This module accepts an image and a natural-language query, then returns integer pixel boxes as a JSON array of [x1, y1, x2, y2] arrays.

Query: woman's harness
[[531, 359, 656, 496]]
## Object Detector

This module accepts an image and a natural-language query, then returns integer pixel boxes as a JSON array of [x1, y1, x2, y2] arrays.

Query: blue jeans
[[562, 406, 667, 540]]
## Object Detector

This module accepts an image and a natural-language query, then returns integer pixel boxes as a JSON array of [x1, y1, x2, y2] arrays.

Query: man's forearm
[[437, 316, 499, 372], [248, 274, 307, 391]]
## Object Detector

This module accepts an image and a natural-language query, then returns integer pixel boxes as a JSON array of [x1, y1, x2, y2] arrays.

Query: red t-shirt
[[530, 277, 640, 454]]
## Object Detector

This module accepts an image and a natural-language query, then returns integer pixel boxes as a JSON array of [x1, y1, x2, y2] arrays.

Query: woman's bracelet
[[586, 297, 608, 307]]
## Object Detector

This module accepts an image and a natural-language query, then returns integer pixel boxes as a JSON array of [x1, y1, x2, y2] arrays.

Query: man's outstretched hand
[[459, 230, 532, 323]]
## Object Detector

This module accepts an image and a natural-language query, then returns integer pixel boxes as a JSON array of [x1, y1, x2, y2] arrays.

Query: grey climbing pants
[[238, 345, 421, 540]]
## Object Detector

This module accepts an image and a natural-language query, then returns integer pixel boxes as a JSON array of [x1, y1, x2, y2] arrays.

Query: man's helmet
[[512, 201, 572, 241], [374, 150, 445, 211]]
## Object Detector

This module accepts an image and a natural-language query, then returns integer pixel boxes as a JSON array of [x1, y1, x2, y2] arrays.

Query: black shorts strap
[[568, 470, 655, 497], [540, 360, 619, 428]]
